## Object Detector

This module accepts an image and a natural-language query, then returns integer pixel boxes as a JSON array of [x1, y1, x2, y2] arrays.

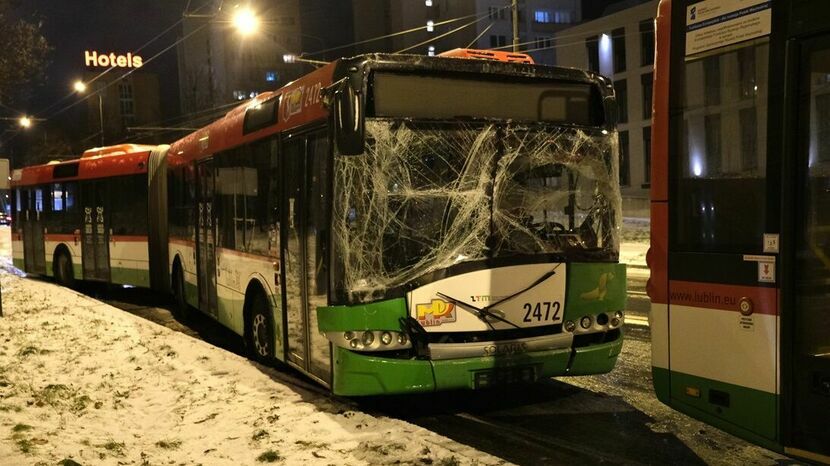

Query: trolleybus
[[648, 0, 830, 461], [14, 49, 627, 395]]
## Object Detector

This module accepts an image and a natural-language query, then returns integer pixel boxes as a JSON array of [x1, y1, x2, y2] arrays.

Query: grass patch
[[59, 459, 83, 466], [12, 423, 33, 433], [295, 439, 328, 449], [16, 438, 33, 453], [252, 430, 269, 441], [155, 439, 182, 450], [438, 457, 460, 466], [97, 440, 126, 456], [256, 450, 281, 462]]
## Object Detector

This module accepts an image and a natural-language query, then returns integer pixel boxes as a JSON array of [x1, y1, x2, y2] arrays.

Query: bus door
[[81, 181, 110, 281], [281, 131, 331, 385], [21, 188, 46, 274], [196, 160, 218, 317], [789, 34, 830, 457]]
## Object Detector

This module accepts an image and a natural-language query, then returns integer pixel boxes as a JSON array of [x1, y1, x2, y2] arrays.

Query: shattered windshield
[[333, 120, 621, 303]]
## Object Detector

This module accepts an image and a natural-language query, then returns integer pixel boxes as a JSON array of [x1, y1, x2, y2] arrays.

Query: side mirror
[[334, 79, 365, 155]]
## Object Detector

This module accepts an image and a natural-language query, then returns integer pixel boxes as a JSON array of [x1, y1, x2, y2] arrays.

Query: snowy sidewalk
[[0, 271, 506, 466]]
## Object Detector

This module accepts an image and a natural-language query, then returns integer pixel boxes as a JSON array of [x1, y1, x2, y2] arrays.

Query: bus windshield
[[333, 119, 621, 303]]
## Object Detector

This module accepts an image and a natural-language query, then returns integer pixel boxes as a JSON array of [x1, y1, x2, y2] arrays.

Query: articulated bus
[[11, 144, 169, 289], [14, 49, 627, 395], [649, 0, 830, 461]]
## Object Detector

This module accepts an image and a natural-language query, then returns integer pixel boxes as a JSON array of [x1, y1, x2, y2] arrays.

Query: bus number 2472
[[522, 302, 561, 322]]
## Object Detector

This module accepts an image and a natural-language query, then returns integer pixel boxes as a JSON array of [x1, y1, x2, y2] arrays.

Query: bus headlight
[[580, 315, 593, 329], [327, 330, 412, 351]]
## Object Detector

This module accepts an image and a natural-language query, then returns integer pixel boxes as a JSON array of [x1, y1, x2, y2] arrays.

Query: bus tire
[[171, 262, 191, 321], [247, 290, 274, 364], [53, 249, 75, 288]]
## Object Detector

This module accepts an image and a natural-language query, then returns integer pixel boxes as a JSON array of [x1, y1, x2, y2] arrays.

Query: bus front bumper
[[331, 330, 623, 396]]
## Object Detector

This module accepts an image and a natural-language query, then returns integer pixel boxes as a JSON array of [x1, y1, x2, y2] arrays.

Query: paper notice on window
[[686, 0, 771, 56]]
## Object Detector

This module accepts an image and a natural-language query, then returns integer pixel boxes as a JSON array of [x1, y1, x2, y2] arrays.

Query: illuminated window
[[428, 46, 435, 56], [425, 0, 432, 5], [265, 71, 277, 82], [426, 20, 434, 32], [534, 10, 551, 23]]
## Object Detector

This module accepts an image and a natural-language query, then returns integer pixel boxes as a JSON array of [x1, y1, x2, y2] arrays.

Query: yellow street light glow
[[18, 116, 32, 128], [232, 8, 259, 36], [73, 80, 87, 93]]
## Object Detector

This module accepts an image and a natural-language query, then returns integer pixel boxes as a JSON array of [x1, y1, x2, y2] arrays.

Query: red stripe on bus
[[111, 235, 148, 242], [647, 202, 669, 304], [668, 280, 778, 315], [44, 234, 76, 242], [650, 0, 670, 202]]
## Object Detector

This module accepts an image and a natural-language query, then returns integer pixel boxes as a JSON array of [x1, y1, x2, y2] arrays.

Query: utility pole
[[512, 0, 519, 52]]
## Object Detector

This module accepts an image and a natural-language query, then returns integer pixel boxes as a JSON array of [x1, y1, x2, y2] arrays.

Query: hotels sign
[[84, 50, 143, 68]]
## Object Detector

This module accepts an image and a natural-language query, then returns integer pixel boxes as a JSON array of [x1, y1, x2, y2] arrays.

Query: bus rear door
[[196, 159, 218, 317], [789, 32, 830, 459], [21, 187, 46, 274], [81, 181, 111, 281], [281, 130, 331, 386]]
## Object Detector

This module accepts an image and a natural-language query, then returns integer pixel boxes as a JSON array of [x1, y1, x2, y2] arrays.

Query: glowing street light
[[232, 7, 259, 36], [18, 116, 32, 129], [73, 80, 87, 93]]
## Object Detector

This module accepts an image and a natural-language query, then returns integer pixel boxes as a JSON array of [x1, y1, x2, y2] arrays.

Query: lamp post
[[73, 80, 105, 147]]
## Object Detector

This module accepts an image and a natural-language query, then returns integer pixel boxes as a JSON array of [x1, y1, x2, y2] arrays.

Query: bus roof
[[12, 144, 155, 187], [167, 51, 607, 166]]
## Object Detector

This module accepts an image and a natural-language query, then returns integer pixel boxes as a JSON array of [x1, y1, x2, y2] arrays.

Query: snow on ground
[[620, 218, 650, 269], [0, 230, 505, 465]]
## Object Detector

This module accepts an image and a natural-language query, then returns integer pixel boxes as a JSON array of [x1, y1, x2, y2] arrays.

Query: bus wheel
[[248, 291, 274, 364], [171, 264, 191, 321], [54, 250, 75, 288]]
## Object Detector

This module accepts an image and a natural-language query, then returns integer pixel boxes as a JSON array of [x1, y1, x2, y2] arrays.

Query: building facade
[[178, 0, 305, 114], [553, 0, 657, 217], [350, 0, 581, 64]]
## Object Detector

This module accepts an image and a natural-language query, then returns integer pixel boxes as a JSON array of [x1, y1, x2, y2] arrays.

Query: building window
[[428, 45, 435, 56], [738, 46, 758, 98], [425, 0, 432, 5], [265, 71, 276, 82], [554, 10, 572, 24], [586, 36, 599, 73], [619, 131, 630, 187], [640, 19, 654, 66], [704, 114, 722, 174], [426, 20, 434, 32], [534, 10, 551, 23], [740, 107, 758, 172], [615, 79, 628, 123], [643, 126, 652, 186], [118, 80, 135, 126], [233, 90, 248, 100], [612, 27, 626, 74], [535, 36, 552, 50], [703, 57, 721, 106], [641, 72, 653, 120], [488, 6, 505, 20], [490, 35, 507, 48]]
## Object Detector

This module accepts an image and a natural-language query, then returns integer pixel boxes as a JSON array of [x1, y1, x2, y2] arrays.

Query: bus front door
[[196, 160, 218, 317], [790, 35, 830, 458], [81, 181, 110, 281], [282, 132, 331, 386], [21, 188, 46, 275]]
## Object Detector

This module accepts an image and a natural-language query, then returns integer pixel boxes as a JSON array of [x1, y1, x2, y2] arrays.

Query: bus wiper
[[436, 292, 520, 330], [435, 263, 562, 331], [481, 264, 562, 313]]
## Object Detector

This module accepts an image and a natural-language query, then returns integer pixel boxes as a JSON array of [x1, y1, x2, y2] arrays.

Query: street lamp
[[231, 7, 259, 36], [282, 54, 328, 66], [18, 116, 31, 129], [72, 80, 104, 146]]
